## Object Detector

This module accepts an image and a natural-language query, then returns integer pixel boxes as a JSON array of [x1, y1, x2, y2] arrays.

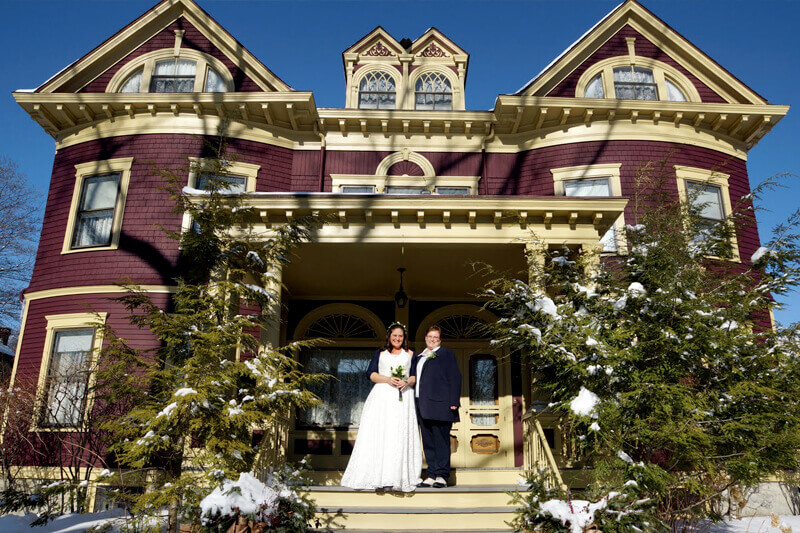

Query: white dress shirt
[[415, 346, 440, 398]]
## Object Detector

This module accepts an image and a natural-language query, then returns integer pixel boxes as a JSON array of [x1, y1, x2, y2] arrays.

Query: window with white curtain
[[665, 78, 687, 102], [564, 178, 617, 252], [414, 72, 453, 110], [150, 59, 197, 92], [204, 67, 227, 92], [72, 173, 120, 249], [299, 349, 374, 427], [40, 329, 94, 428], [119, 68, 142, 93], [613, 66, 658, 100], [358, 71, 396, 110], [385, 186, 430, 195]]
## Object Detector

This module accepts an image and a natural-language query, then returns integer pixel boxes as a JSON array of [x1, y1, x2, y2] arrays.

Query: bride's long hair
[[383, 323, 408, 352]]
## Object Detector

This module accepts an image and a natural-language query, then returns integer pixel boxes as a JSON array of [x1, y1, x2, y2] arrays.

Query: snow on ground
[[709, 516, 800, 532]]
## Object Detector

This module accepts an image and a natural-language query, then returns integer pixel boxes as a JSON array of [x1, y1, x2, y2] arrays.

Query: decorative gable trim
[[35, 0, 290, 94], [342, 27, 407, 58], [517, 0, 766, 105], [410, 28, 468, 58]]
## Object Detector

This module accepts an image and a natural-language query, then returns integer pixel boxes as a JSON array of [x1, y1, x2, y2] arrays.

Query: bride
[[340, 323, 422, 492]]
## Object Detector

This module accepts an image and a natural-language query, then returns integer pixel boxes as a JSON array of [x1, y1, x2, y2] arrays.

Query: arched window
[[110, 49, 232, 93], [358, 71, 396, 110], [577, 57, 699, 103], [414, 72, 453, 110], [664, 78, 687, 102], [584, 74, 604, 99]]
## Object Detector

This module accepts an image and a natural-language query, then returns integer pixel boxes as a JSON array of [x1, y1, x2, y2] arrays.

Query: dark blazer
[[411, 347, 461, 422]]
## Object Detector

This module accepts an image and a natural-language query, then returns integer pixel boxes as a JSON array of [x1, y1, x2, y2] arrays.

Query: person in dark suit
[[411, 324, 461, 488]]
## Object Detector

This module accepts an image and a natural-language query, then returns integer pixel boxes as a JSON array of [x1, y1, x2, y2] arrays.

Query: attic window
[[358, 71, 396, 110], [613, 67, 657, 100], [577, 58, 699, 103], [111, 49, 232, 94], [414, 72, 452, 110]]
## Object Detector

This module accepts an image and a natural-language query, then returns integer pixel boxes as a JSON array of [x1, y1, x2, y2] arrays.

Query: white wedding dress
[[340, 349, 422, 492]]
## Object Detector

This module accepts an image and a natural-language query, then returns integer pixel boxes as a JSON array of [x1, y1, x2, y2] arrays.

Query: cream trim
[[7, 298, 31, 390], [32, 312, 108, 432], [551, 164, 625, 253], [187, 157, 259, 192], [61, 157, 134, 255], [293, 303, 385, 341], [575, 56, 701, 103], [107, 48, 234, 94], [331, 174, 480, 194], [376, 151, 435, 177], [24, 285, 177, 302], [414, 304, 496, 343], [674, 165, 740, 261]]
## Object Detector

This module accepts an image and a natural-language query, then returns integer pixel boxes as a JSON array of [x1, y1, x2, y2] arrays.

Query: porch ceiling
[[282, 243, 527, 300]]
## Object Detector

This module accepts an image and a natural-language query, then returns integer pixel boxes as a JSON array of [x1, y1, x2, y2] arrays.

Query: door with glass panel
[[449, 347, 515, 468]]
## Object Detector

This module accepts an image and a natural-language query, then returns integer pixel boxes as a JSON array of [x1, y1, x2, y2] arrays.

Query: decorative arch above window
[[107, 49, 233, 94], [415, 304, 496, 342], [357, 70, 397, 110], [414, 72, 453, 110], [576, 56, 699, 103], [293, 303, 385, 341]]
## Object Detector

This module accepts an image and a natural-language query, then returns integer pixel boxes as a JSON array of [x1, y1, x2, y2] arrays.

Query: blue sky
[[1, 0, 798, 324]]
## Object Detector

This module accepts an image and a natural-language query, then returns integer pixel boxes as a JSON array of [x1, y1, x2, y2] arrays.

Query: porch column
[[264, 263, 283, 350]]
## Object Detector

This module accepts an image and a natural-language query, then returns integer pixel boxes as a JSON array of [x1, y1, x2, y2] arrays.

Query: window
[[109, 49, 232, 94], [195, 173, 247, 193], [552, 164, 624, 254], [414, 72, 453, 110], [150, 58, 196, 92], [576, 57, 699, 102], [613, 66, 658, 100], [563, 178, 617, 252], [674, 166, 738, 260], [469, 355, 498, 426], [584, 74, 604, 98], [385, 186, 430, 195], [435, 186, 470, 195], [340, 185, 376, 194], [40, 329, 94, 428], [63, 158, 133, 254], [71, 173, 121, 249], [299, 348, 374, 427], [358, 71, 396, 110], [35, 313, 106, 430]]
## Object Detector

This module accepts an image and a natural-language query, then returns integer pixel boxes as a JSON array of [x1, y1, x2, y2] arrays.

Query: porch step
[[308, 467, 525, 486], [308, 484, 523, 531]]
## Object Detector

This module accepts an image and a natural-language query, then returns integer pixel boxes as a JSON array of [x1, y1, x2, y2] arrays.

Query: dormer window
[[415, 72, 452, 110], [109, 49, 233, 94], [358, 71, 396, 110], [613, 66, 657, 100]]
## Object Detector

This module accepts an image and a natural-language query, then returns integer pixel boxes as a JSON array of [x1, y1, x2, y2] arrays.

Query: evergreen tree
[[98, 138, 322, 532], [487, 161, 800, 527]]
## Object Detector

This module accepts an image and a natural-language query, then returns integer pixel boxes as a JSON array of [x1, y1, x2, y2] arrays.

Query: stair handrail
[[523, 412, 568, 491]]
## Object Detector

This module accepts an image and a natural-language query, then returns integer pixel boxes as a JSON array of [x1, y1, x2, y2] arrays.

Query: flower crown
[[387, 321, 407, 333]]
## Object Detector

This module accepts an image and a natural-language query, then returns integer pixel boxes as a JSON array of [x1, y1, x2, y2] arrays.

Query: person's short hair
[[425, 325, 442, 336]]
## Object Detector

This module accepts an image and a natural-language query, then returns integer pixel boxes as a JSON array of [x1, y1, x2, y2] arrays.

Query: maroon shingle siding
[[29, 134, 294, 293], [81, 17, 262, 93], [546, 26, 726, 103]]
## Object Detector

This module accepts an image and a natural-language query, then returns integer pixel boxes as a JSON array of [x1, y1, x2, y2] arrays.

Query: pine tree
[[97, 137, 322, 532], [487, 160, 800, 527]]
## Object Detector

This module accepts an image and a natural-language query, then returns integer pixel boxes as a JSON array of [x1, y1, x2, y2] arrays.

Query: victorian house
[[10, 0, 788, 527]]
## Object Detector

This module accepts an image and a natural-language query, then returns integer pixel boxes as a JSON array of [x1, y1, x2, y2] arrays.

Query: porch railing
[[253, 412, 291, 480], [522, 412, 568, 491]]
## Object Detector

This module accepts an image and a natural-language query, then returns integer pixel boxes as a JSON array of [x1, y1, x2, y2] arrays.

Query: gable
[[343, 27, 406, 58], [37, 0, 290, 93], [81, 17, 262, 93], [517, 0, 766, 105], [410, 28, 468, 59], [546, 25, 726, 103]]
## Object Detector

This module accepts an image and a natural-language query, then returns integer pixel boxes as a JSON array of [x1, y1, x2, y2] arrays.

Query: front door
[[448, 346, 516, 468]]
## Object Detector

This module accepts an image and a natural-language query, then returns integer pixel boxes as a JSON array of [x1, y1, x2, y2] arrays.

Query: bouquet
[[390, 365, 406, 401]]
